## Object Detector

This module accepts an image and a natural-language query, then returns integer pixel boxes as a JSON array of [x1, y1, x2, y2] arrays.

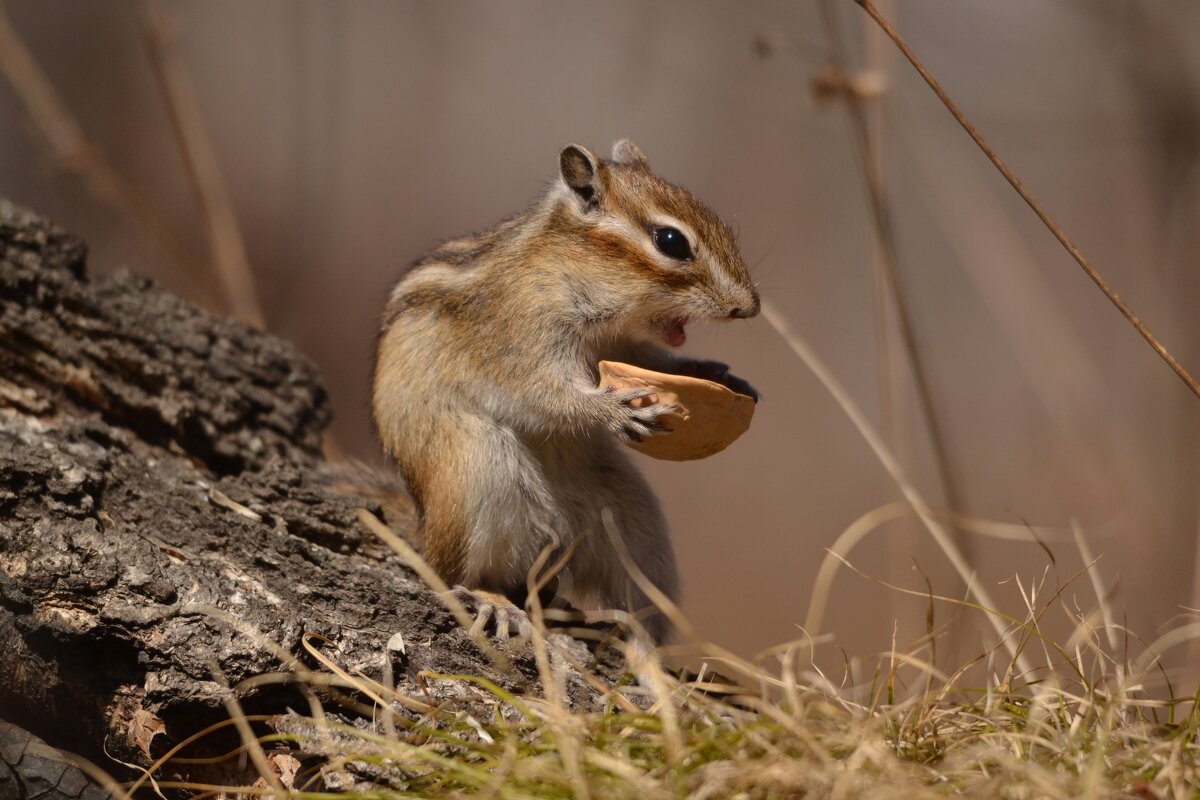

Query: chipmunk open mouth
[[663, 316, 688, 348]]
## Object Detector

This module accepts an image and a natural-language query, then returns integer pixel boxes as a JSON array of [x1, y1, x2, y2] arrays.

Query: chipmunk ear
[[560, 144, 602, 208], [611, 138, 650, 171]]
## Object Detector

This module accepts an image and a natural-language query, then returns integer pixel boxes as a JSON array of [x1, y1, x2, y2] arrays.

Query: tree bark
[[0, 200, 622, 794]]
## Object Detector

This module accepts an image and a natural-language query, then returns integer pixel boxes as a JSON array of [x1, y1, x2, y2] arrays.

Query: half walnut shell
[[598, 360, 756, 461]]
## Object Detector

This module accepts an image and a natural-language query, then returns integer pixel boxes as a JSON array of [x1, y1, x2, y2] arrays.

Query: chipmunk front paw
[[602, 387, 680, 443]]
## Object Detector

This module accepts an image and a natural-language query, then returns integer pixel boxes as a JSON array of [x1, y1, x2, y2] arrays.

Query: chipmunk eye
[[652, 226, 693, 260]]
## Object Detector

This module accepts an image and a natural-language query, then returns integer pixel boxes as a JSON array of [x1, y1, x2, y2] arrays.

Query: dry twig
[[132, 0, 266, 329], [815, 0, 968, 547], [851, 0, 1200, 400], [760, 298, 1033, 680], [0, 0, 203, 277]]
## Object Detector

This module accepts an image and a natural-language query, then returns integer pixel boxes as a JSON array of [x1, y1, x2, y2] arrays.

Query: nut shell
[[598, 360, 755, 461]]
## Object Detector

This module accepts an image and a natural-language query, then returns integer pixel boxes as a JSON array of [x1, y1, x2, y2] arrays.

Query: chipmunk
[[372, 140, 759, 645]]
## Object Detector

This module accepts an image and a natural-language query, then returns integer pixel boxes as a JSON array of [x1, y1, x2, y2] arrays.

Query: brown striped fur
[[372, 140, 759, 643]]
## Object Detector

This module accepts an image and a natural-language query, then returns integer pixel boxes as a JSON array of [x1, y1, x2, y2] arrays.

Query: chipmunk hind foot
[[451, 586, 536, 644]]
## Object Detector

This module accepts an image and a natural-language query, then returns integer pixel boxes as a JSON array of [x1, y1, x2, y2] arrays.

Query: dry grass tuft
[[117, 517, 1199, 799]]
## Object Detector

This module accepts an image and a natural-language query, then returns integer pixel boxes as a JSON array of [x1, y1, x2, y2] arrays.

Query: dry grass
[[103, 514, 1199, 799]]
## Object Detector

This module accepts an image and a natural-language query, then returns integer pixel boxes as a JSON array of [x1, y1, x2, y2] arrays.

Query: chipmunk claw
[[620, 403, 678, 443], [450, 586, 534, 644], [602, 387, 679, 443]]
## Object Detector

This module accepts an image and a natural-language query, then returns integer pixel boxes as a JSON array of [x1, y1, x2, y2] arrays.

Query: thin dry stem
[[816, 0, 967, 525], [206, 661, 283, 797], [806, 501, 908, 635], [355, 508, 518, 676], [600, 509, 786, 691], [852, 0, 1200, 401], [0, 1, 205, 279], [523, 539, 593, 800], [132, 0, 266, 329], [760, 298, 1032, 678]]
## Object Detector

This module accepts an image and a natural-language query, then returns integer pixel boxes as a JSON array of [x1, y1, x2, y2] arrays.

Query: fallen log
[[0, 200, 622, 794]]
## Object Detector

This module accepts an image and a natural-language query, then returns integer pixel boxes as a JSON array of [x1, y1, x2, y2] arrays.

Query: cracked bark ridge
[[0, 201, 328, 475], [0, 200, 625, 792], [0, 721, 111, 800]]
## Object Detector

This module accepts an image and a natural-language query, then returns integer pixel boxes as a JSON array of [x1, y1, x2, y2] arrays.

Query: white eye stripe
[[596, 217, 683, 258], [596, 216, 704, 265], [596, 216, 648, 244]]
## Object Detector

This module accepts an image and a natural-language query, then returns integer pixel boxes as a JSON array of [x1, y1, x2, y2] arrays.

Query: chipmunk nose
[[727, 293, 761, 319]]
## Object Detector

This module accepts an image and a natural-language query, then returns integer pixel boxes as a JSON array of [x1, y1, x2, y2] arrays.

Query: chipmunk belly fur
[[373, 140, 759, 644]]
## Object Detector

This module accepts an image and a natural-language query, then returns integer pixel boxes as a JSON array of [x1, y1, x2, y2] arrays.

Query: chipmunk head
[[552, 140, 759, 348]]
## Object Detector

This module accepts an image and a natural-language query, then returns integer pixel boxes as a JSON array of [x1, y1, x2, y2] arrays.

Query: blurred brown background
[[3, 1, 1198, 676]]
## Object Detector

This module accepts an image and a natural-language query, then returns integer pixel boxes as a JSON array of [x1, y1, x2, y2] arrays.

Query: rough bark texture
[[0, 201, 624, 796], [0, 721, 111, 800]]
